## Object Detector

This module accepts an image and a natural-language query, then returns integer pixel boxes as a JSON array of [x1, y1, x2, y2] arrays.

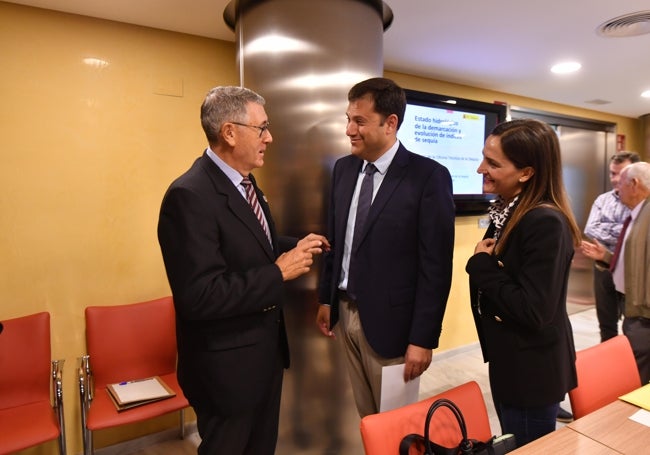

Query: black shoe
[[556, 407, 573, 423]]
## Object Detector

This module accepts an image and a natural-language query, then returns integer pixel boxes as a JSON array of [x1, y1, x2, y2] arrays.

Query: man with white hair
[[581, 161, 650, 382], [584, 151, 640, 343]]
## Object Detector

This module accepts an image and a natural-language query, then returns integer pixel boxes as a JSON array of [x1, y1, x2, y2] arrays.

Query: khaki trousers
[[336, 298, 404, 417]]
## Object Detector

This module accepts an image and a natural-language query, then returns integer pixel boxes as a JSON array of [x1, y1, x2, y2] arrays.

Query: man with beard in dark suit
[[317, 78, 455, 417]]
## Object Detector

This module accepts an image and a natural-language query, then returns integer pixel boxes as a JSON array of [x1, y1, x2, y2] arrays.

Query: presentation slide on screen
[[397, 104, 486, 195]]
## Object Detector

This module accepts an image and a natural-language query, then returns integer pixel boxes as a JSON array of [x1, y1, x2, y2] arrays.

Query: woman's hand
[[474, 238, 496, 255]]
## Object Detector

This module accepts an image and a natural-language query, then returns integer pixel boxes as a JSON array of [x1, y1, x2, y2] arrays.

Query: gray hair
[[622, 161, 650, 190], [200, 86, 265, 144]]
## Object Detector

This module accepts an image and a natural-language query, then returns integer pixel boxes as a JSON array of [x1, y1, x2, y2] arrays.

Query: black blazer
[[466, 206, 577, 407], [319, 144, 455, 358], [158, 152, 295, 412]]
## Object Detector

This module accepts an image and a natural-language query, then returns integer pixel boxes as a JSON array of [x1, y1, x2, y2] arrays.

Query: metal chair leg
[[78, 356, 93, 455], [52, 359, 67, 455], [179, 409, 185, 439]]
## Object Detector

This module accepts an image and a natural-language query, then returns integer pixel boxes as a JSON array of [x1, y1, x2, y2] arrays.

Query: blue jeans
[[494, 401, 559, 447]]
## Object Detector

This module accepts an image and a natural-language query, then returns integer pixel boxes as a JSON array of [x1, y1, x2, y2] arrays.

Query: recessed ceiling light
[[551, 62, 582, 74], [642, 90, 650, 98], [83, 57, 109, 68]]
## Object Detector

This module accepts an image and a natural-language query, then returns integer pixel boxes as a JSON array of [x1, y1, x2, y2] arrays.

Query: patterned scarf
[[488, 195, 519, 241]]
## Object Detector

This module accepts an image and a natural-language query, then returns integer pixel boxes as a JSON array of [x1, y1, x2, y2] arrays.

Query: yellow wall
[[0, 3, 237, 453], [0, 2, 643, 453]]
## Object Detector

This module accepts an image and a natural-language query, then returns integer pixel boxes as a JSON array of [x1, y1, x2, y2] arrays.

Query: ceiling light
[[244, 34, 316, 55], [551, 62, 581, 74], [642, 90, 650, 98], [278, 70, 371, 89], [83, 57, 109, 69]]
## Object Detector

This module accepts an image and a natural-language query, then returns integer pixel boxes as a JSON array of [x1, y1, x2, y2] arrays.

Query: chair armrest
[[77, 355, 94, 404], [52, 359, 67, 454], [52, 359, 65, 408], [78, 355, 93, 448]]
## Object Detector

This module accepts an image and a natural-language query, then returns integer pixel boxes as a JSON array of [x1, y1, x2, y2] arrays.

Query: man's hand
[[581, 239, 607, 261], [275, 233, 330, 281], [316, 304, 335, 338], [403, 344, 432, 382]]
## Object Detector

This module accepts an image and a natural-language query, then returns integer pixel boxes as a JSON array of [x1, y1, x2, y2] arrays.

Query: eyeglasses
[[230, 121, 271, 138]]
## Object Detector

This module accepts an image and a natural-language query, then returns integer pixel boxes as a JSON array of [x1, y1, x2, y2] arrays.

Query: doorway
[[511, 108, 617, 312]]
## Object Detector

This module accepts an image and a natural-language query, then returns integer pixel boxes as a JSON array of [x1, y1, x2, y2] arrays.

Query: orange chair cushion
[[0, 312, 60, 454], [85, 297, 178, 388], [569, 334, 642, 419], [87, 372, 188, 430], [84, 297, 189, 431], [0, 401, 60, 454], [0, 312, 51, 409], [360, 381, 492, 455]]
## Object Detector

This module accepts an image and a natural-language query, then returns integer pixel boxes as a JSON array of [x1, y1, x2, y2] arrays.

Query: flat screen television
[[397, 89, 508, 214]]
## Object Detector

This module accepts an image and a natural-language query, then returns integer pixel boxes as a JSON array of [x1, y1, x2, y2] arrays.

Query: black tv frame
[[402, 88, 507, 215]]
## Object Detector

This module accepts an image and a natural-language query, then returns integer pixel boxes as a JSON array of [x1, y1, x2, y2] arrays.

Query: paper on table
[[629, 409, 650, 427], [619, 383, 650, 411], [380, 363, 420, 412]]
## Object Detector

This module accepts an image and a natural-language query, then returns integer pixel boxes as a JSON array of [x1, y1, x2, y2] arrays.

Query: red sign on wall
[[616, 134, 626, 151]]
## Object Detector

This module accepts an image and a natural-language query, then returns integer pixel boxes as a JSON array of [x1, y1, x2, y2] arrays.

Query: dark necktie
[[610, 215, 631, 272], [241, 177, 272, 245], [347, 163, 377, 298]]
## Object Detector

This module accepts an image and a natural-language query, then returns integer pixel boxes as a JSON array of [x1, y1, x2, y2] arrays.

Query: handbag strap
[[399, 433, 426, 455], [399, 398, 477, 455], [424, 398, 473, 455]]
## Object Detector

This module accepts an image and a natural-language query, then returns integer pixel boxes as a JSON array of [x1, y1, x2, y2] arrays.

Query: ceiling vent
[[597, 10, 650, 37]]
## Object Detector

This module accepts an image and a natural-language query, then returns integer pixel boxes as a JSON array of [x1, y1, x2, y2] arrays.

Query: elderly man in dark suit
[[582, 161, 650, 383], [317, 77, 455, 417], [158, 86, 328, 455]]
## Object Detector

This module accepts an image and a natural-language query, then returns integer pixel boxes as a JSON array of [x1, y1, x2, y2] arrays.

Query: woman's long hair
[[491, 119, 581, 254]]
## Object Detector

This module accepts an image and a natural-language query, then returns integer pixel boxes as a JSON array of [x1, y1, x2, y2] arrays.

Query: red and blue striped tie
[[242, 177, 272, 245]]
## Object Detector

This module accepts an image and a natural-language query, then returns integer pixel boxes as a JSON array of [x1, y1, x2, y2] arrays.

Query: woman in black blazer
[[466, 119, 582, 447]]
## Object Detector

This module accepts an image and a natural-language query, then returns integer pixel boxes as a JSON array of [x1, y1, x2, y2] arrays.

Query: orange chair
[[360, 381, 492, 455], [0, 312, 67, 454], [569, 334, 641, 419], [78, 296, 189, 454]]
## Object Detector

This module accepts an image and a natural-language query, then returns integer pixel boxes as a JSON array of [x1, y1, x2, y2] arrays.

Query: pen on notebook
[[118, 377, 152, 385]]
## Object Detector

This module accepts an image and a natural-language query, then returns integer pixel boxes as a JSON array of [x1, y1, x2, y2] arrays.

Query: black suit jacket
[[319, 144, 455, 358], [466, 206, 577, 407], [158, 152, 295, 414]]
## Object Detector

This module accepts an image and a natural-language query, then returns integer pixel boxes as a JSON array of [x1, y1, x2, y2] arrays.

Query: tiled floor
[[102, 305, 604, 455]]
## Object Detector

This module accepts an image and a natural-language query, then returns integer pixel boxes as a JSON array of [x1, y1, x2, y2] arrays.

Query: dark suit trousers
[[192, 353, 284, 455], [593, 265, 624, 342], [623, 316, 650, 384]]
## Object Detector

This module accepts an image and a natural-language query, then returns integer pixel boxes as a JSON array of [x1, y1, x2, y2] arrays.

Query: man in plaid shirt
[[584, 151, 640, 342]]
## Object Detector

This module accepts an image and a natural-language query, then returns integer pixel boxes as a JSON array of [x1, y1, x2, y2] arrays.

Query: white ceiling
[[7, 0, 650, 118]]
